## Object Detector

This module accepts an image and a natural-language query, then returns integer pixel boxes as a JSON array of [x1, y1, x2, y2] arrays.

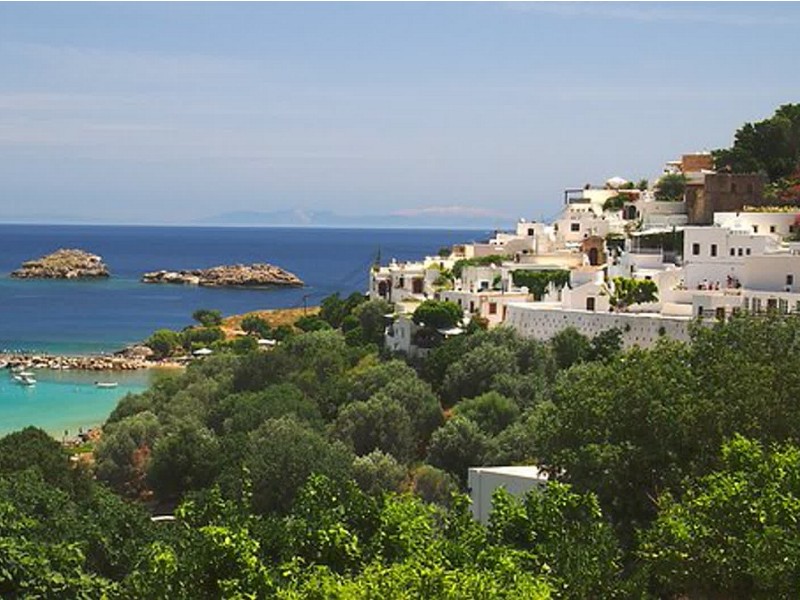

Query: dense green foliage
[[654, 173, 687, 202], [714, 103, 800, 183], [451, 254, 506, 279], [9, 292, 800, 596], [191, 308, 223, 328], [411, 299, 462, 329], [609, 276, 658, 310], [511, 269, 570, 300]]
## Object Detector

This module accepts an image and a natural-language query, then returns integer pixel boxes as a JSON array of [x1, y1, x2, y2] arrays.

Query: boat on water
[[18, 371, 35, 377], [94, 382, 118, 388], [13, 374, 36, 386]]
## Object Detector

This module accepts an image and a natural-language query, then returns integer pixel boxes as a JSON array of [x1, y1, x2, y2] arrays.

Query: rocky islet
[[141, 263, 303, 287], [11, 249, 111, 279]]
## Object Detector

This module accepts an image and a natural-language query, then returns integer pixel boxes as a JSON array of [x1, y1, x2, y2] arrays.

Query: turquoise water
[[0, 225, 484, 435], [0, 369, 153, 437]]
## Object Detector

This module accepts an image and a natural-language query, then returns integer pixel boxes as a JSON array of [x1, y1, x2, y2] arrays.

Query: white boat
[[13, 374, 36, 386], [18, 371, 35, 377], [95, 382, 118, 388]]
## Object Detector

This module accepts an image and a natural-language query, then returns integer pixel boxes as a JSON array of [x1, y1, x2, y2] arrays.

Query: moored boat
[[94, 381, 118, 388], [13, 374, 36, 386]]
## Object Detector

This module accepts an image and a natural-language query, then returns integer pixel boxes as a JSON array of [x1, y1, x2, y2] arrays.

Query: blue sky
[[0, 2, 798, 225]]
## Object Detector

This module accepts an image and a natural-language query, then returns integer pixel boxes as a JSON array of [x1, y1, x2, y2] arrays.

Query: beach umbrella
[[193, 347, 213, 356]]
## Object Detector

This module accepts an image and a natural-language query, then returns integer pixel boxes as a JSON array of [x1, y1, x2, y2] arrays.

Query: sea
[[0, 224, 486, 435]]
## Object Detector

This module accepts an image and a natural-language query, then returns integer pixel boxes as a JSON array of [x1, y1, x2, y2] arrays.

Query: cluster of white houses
[[370, 153, 800, 354]]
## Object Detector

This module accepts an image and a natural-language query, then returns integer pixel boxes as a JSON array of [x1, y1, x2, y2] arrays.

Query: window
[[738, 248, 743, 256], [753, 225, 759, 233], [488, 302, 497, 315], [746, 248, 751, 256], [730, 248, 736, 256], [570, 222, 580, 232], [787, 274, 794, 286], [753, 298, 762, 313], [528, 228, 534, 236], [744, 297, 750, 312], [770, 225, 776, 233], [711, 244, 718, 257], [692, 243, 700, 255], [780, 299, 789, 314], [697, 306, 704, 317], [586, 297, 596, 311]]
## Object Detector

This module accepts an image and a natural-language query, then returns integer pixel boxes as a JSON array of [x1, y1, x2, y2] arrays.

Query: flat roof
[[469, 465, 548, 479]]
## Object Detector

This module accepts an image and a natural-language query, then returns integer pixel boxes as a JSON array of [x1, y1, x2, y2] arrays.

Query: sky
[[0, 2, 798, 225]]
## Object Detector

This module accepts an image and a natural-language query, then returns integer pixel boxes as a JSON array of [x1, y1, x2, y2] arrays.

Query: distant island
[[195, 207, 508, 230], [10, 248, 110, 279], [142, 263, 303, 287]]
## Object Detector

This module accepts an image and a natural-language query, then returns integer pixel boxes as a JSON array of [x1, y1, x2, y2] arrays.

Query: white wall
[[715, 211, 800, 237], [505, 303, 692, 348], [468, 467, 548, 525], [741, 254, 800, 293], [682, 226, 774, 289]]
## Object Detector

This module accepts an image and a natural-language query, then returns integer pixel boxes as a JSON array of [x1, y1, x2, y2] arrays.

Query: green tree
[[352, 299, 392, 345], [192, 308, 223, 327], [0, 427, 76, 491], [410, 465, 458, 506], [654, 173, 687, 202], [333, 396, 415, 462], [352, 450, 407, 496], [534, 340, 699, 535], [412, 300, 462, 330], [427, 417, 491, 485], [95, 411, 162, 498], [453, 391, 519, 436], [550, 327, 591, 370], [488, 483, 627, 599], [588, 327, 623, 362], [181, 326, 224, 350], [609, 276, 658, 311], [641, 436, 800, 599], [441, 343, 519, 407], [451, 255, 506, 279], [244, 416, 354, 514], [295, 315, 333, 332], [240, 315, 272, 338], [511, 269, 570, 301], [147, 422, 221, 500], [713, 103, 800, 182], [209, 383, 321, 435], [146, 328, 182, 359]]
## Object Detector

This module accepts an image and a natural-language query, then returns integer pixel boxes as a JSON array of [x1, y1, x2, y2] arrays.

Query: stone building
[[686, 173, 766, 225]]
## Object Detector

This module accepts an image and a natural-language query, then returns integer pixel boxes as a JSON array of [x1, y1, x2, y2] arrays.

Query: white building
[[370, 257, 455, 304], [468, 466, 549, 525]]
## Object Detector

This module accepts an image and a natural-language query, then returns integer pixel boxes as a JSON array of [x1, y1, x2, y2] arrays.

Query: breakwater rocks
[[1, 353, 148, 371], [142, 263, 303, 287], [11, 249, 110, 279]]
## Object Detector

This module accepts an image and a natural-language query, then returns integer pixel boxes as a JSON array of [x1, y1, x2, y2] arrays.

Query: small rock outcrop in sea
[[11, 249, 110, 279], [142, 264, 303, 287]]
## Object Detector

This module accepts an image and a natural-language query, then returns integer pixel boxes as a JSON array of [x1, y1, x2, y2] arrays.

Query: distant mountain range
[[196, 207, 513, 230], [0, 206, 515, 230]]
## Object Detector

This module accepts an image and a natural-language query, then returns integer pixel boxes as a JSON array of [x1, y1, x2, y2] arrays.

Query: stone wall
[[686, 173, 766, 224], [505, 303, 692, 349]]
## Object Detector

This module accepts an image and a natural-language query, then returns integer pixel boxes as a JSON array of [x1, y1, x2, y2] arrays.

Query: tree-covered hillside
[[5, 295, 800, 597]]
